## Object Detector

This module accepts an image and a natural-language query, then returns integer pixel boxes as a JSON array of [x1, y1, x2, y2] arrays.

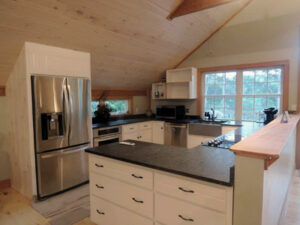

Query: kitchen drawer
[[90, 173, 153, 218], [122, 124, 138, 134], [155, 193, 226, 225], [155, 173, 229, 212], [89, 155, 153, 189], [91, 196, 153, 225], [138, 122, 152, 130]]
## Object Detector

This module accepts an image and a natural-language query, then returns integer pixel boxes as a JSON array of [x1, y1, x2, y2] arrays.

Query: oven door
[[93, 135, 120, 147]]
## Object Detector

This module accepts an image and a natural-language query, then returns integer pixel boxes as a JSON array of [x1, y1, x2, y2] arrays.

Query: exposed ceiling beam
[[167, 0, 234, 20], [0, 86, 5, 96], [173, 0, 253, 68]]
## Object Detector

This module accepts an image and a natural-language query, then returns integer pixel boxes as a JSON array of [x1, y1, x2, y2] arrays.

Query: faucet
[[211, 108, 217, 121]]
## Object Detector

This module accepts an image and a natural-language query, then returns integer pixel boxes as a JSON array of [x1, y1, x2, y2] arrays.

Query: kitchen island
[[86, 115, 299, 225], [86, 142, 235, 225]]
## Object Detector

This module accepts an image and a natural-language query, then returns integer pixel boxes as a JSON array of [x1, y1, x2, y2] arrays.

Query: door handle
[[178, 187, 194, 193], [178, 215, 194, 222], [95, 163, 104, 168], [132, 197, 144, 203], [96, 210, 105, 215], [96, 184, 104, 189], [131, 174, 143, 179]]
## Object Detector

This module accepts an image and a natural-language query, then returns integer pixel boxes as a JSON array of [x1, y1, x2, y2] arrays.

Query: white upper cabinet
[[166, 67, 197, 99]]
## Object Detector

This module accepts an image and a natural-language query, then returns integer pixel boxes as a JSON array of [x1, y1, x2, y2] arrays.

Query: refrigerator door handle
[[66, 78, 73, 140], [62, 144, 90, 155], [40, 151, 63, 159], [63, 79, 71, 143]]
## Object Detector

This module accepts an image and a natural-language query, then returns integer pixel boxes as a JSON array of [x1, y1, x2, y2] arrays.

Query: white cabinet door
[[122, 132, 139, 141], [140, 129, 152, 143], [152, 122, 164, 144]]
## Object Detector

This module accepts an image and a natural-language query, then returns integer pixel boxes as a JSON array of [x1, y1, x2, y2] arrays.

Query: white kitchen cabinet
[[166, 67, 197, 99], [222, 126, 238, 134], [187, 134, 214, 148], [152, 121, 165, 144], [140, 128, 152, 142], [89, 155, 233, 225], [122, 122, 153, 143]]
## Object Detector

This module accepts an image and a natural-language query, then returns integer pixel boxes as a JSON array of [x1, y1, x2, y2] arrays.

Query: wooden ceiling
[[0, 0, 250, 89]]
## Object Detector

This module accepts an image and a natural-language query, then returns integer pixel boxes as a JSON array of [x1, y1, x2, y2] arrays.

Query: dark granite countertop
[[92, 116, 244, 129], [87, 121, 264, 186], [86, 141, 235, 186], [92, 118, 154, 129]]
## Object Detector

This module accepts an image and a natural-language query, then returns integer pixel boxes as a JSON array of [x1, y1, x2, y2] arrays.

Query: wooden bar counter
[[231, 114, 300, 225]]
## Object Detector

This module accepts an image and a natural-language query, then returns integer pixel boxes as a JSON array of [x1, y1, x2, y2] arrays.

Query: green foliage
[[105, 100, 128, 115]]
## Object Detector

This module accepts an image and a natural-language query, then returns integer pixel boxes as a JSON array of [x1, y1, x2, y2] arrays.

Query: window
[[91, 99, 129, 116], [203, 66, 283, 121], [204, 72, 237, 120], [104, 100, 129, 115], [242, 68, 282, 120], [91, 101, 99, 117]]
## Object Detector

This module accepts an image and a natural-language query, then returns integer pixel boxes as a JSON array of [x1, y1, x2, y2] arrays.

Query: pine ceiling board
[[0, 0, 250, 88], [28, 0, 191, 51], [1, 0, 186, 56]]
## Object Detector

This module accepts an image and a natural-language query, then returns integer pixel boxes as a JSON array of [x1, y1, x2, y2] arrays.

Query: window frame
[[201, 61, 289, 121], [91, 96, 133, 117], [203, 71, 238, 120]]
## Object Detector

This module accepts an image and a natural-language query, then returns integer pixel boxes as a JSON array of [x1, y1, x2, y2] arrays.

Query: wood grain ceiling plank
[[0, 86, 5, 96], [167, 0, 234, 20], [25, 0, 191, 52], [0, 0, 250, 89], [173, 0, 253, 68], [1, 0, 187, 56]]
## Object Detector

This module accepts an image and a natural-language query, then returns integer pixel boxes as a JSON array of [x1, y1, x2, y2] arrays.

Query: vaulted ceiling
[[0, 0, 250, 88]]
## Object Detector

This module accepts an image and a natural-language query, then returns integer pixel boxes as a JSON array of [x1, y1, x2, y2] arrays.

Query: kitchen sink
[[189, 123, 222, 136], [190, 119, 228, 125]]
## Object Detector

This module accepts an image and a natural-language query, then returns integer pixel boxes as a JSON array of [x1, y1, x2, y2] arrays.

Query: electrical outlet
[[186, 108, 189, 113]]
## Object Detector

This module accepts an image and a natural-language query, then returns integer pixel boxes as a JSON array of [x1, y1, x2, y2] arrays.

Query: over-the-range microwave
[[156, 105, 185, 120]]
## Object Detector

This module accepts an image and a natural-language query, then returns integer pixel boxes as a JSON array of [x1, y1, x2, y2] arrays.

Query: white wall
[[179, 0, 300, 110], [133, 96, 147, 115], [0, 97, 10, 181]]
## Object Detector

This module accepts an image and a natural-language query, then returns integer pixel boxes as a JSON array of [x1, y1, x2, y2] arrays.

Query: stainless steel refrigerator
[[31, 75, 91, 199]]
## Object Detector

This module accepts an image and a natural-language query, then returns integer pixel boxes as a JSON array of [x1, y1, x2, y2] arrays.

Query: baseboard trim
[[0, 179, 11, 189]]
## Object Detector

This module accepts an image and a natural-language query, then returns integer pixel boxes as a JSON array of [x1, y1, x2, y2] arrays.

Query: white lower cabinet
[[90, 173, 153, 218], [89, 154, 233, 225], [155, 194, 226, 225], [91, 196, 153, 225], [122, 122, 153, 143], [152, 121, 164, 144]]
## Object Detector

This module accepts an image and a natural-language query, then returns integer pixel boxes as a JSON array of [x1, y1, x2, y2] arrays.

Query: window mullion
[[236, 70, 243, 121]]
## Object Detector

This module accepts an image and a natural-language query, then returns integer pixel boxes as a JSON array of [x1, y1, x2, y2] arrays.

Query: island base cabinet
[[90, 173, 153, 218], [91, 196, 153, 225], [155, 194, 226, 225]]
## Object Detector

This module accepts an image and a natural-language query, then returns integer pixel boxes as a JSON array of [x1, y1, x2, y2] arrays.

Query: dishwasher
[[165, 123, 187, 147]]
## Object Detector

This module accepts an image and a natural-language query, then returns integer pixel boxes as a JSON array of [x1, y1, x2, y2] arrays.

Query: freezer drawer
[[37, 144, 89, 198]]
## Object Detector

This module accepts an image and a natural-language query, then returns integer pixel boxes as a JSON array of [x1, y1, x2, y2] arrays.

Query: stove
[[203, 134, 243, 149]]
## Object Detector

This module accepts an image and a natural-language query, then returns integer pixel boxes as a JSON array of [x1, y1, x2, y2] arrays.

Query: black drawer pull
[[96, 209, 105, 215], [178, 187, 194, 193], [96, 184, 104, 189], [178, 215, 194, 222], [131, 174, 143, 179], [95, 163, 104, 168], [132, 197, 144, 204]]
